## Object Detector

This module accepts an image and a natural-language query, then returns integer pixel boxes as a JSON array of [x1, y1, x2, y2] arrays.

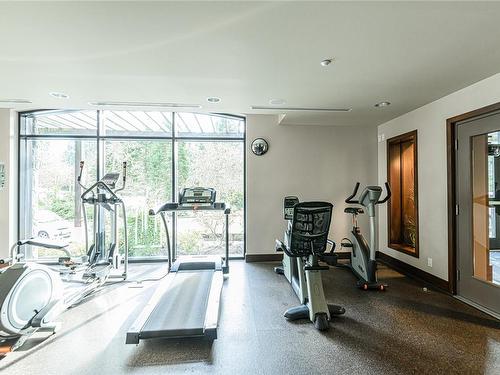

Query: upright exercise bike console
[[339, 182, 391, 290]]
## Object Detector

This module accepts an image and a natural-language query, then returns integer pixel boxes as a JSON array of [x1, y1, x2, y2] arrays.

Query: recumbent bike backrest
[[288, 202, 333, 258]]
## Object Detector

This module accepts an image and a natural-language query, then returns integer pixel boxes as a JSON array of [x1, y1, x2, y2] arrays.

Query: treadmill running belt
[[141, 270, 214, 338]]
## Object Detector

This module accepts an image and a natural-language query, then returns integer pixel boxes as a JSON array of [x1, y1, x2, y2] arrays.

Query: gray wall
[[246, 114, 377, 255]]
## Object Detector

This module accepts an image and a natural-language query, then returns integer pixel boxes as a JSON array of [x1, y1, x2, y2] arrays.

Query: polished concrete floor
[[1, 261, 499, 374]]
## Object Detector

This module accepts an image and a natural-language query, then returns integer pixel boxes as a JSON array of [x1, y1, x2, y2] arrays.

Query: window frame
[[18, 109, 246, 261]]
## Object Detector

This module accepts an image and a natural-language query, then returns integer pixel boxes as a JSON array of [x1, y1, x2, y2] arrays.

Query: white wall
[[378, 72, 500, 281], [0, 109, 18, 259], [246, 114, 377, 255]]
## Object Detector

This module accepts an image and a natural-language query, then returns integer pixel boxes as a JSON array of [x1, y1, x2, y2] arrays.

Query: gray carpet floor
[[1, 260, 499, 374]]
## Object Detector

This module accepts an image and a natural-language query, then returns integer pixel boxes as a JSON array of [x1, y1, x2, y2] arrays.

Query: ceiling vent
[[0, 99, 32, 104], [251, 106, 351, 112], [89, 101, 202, 109]]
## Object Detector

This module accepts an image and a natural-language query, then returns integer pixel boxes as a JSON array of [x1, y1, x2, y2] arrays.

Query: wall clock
[[251, 138, 269, 156]]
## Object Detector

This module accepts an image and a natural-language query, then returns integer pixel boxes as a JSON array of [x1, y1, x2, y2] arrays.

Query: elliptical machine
[[0, 161, 129, 354], [1, 240, 85, 353], [77, 161, 129, 281], [338, 182, 391, 291], [275, 199, 345, 330]]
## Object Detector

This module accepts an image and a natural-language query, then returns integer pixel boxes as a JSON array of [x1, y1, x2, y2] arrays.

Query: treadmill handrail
[[149, 202, 230, 216], [149, 200, 230, 274]]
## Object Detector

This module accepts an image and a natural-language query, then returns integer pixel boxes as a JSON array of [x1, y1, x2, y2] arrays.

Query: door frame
[[446, 101, 500, 294]]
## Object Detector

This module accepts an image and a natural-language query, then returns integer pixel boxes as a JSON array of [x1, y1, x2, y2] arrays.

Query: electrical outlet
[[427, 257, 432, 267]]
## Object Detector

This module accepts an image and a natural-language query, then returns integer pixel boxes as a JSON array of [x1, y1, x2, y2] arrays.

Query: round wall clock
[[251, 138, 269, 156]]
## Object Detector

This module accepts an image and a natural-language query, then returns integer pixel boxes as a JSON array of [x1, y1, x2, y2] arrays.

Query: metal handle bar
[[81, 180, 120, 201], [345, 182, 360, 204], [77, 161, 84, 187], [377, 182, 392, 204], [77, 161, 91, 194], [115, 161, 127, 193]]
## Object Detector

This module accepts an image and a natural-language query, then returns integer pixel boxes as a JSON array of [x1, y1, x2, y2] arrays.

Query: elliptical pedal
[[274, 266, 285, 275]]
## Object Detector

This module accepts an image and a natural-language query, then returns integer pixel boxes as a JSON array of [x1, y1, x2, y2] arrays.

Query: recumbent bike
[[275, 198, 345, 330]]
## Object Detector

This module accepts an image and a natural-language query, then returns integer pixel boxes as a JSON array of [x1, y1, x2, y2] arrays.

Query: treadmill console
[[179, 187, 216, 206], [283, 196, 299, 220]]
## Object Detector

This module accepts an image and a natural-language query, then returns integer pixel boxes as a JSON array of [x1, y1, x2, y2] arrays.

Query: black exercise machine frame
[[149, 202, 231, 273]]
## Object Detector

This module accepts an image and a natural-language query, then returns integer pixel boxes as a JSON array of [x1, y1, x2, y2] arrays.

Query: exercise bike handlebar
[[345, 182, 361, 204], [377, 182, 392, 204], [345, 182, 392, 205]]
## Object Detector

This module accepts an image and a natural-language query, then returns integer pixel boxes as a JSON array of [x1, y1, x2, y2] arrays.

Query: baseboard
[[376, 251, 450, 293], [245, 251, 351, 263], [245, 254, 283, 263]]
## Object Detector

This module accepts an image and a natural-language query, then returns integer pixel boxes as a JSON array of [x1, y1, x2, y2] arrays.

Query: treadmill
[[126, 187, 230, 344]]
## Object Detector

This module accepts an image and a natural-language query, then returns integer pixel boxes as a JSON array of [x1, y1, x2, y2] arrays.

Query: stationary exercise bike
[[337, 182, 391, 291], [275, 198, 345, 330], [0, 161, 129, 354]]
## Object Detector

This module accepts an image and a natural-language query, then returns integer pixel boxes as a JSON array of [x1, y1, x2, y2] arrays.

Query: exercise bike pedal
[[320, 253, 339, 266], [340, 242, 353, 248]]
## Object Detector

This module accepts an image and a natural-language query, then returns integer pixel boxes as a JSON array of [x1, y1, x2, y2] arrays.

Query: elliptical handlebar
[[345, 182, 360, 204], [77, 161, 84, 183], [80, 160, 127, 200], [77, 161, 89, 192], [115, 162, 127, 193], [377, 182, 392, 204]]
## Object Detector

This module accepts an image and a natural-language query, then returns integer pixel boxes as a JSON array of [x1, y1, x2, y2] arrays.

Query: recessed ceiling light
[[206, 97, 221, 103], [0, 99, 32, 104], [88, 101, 202, 109], [269, 98, 286, 106], [320, 58, 333, 66], [50, 92, 69, 99], [251, 106, 351, 112], [374, 101, 391, 108]]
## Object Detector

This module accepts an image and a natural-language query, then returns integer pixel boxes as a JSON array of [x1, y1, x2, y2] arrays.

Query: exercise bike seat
[[344, 207, 364, 215]]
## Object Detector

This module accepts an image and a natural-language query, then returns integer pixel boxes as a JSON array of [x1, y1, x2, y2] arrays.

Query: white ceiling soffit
[[1, 1, 500, 126]]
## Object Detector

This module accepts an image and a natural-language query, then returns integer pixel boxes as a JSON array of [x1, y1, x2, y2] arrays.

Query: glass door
[[456, 113, 500, 315]]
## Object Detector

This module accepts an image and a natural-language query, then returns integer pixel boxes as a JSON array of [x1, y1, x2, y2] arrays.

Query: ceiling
[[1, 1, 500, 127]]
